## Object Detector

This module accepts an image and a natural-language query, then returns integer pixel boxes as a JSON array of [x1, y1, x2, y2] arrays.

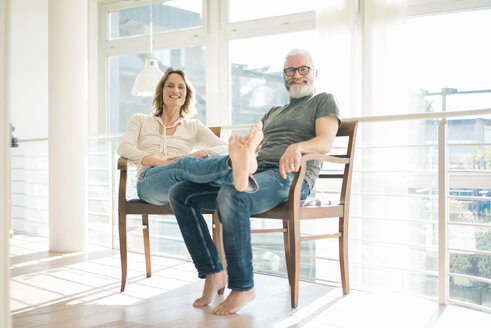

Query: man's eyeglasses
[[283, 66, 312, 77]]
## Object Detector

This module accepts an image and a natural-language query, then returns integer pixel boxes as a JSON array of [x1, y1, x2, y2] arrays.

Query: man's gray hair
[[284, 49, 315, 68]]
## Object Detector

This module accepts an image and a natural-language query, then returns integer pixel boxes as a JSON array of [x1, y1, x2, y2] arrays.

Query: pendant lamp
[[131, 0, 163, 97]]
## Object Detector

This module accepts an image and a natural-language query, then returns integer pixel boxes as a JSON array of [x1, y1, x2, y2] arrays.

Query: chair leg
[[119, 211, 127, 292], [287, 218, 301, 308], [339, 216, 350, 294], [142, 214, 151, 278], [212, 212, 226, 295], [282, 220, 293, 288]]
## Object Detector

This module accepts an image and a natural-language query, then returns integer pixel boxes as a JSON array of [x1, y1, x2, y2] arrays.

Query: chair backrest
[[209, 126, 221, 138], [317, 121, 358, 205]]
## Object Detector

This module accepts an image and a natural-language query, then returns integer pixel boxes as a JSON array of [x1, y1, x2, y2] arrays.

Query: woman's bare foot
[[212, 288, 256, 315], [193, 271, 228, 307]]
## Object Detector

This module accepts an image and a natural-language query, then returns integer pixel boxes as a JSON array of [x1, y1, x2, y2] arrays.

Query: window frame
[[98, 0, 316, 132], [98, 0, 207, 133], [97, 0, 491, 133]]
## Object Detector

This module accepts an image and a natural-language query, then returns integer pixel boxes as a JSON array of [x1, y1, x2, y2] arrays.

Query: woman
[[117, 68, 261, 205]]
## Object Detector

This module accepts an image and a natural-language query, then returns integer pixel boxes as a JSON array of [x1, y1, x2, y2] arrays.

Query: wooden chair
[[213, 121, 358, 308], [117, 127, 221, 292]]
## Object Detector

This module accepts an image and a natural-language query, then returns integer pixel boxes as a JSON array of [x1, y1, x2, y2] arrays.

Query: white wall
[[1, 0, 12, 325], [9, 0, 48, 140], [48, 0, 88, 252]]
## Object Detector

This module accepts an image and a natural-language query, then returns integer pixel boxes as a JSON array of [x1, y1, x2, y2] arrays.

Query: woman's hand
[[165, 155, 186, 163], [189, 150, 208, 159], [141, 155, 175, 167], [143, 150, 208, 167], [165, 150, 208, 163]]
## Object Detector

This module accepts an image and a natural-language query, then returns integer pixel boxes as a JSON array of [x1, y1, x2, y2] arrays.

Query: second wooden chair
[[213, 121, 358, 308]]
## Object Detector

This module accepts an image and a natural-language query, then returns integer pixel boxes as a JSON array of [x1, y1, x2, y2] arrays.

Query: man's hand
[[277, 116, 339, 179], [279, 144, 302, 179]]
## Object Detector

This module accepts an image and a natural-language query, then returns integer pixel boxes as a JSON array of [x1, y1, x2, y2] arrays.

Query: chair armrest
[[299, 153, 350, 166], [288, 153, 350, 209], [118, 157, 129, 205], [118, 157, 129, 171]]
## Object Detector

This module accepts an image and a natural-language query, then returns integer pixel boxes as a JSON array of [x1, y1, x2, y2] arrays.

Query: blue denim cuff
[[244, 175, 259, 193]]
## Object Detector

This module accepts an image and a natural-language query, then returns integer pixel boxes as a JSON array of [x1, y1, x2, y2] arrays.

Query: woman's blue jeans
[[168, 163, 310, 291], [137, 155, 236, 205]]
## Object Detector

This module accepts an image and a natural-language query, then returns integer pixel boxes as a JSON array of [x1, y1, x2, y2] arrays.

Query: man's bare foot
[[229, 122, 264, 192], [213, 289, 255, 315], [193, 271, 228, 307], [229, 136, 250, 192], [243, 121, 263, 174]]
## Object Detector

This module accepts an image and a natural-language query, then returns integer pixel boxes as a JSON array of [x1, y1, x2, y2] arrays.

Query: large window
[[95, 0, 491, 312], [101, 0, 318, 132], [103, 0, 206, 134]]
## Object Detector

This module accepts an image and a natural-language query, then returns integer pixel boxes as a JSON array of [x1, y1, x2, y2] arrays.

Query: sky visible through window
[[406, 9, 491, 111]]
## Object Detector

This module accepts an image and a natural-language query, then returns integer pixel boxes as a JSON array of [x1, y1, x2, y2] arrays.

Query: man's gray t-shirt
[[257, 93, 341, 190]]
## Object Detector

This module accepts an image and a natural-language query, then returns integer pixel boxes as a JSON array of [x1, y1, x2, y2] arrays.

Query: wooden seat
[[213, 121, 358, 308], [117, 127, 221, 292]]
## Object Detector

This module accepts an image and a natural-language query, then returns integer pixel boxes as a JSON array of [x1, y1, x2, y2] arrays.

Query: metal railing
[[11, 106, 491, 312]]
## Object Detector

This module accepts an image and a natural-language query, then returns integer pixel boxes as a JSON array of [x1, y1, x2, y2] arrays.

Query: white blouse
[[117, 113, 227, 178]]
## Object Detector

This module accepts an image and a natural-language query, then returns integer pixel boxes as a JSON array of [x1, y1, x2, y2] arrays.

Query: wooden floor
[[9, 234, 491, 328]]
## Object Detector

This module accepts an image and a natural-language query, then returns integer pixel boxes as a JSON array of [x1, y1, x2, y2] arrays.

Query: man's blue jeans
[[168, 163, 310, 291], [137, 155, 237, 205]]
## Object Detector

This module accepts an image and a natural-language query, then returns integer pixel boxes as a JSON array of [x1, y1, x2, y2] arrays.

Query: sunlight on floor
[[273, 291, 343, 328], [9, 234, 491, 328], [10, 234, 200, 313]]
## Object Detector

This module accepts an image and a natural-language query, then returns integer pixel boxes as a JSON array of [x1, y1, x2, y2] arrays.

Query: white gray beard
[[287, 82, 315, 99]]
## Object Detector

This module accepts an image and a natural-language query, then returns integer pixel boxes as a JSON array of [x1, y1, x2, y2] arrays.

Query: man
[[168, 48, 341, 315]]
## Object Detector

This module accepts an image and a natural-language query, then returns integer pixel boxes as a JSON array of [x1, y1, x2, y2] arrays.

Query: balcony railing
[[10, 107, 491, 312]]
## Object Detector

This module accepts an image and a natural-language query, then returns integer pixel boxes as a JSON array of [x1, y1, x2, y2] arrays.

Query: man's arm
[[279, 116, 339, 179]]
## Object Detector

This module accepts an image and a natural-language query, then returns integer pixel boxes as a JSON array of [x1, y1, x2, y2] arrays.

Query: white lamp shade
[[131, 56, 164, 97]]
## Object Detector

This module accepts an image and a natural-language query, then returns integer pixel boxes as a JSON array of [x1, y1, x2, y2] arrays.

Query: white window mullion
[[225, 11, 315, 40], [103, 29, 205, 57], [205, 0, 229, 126]]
